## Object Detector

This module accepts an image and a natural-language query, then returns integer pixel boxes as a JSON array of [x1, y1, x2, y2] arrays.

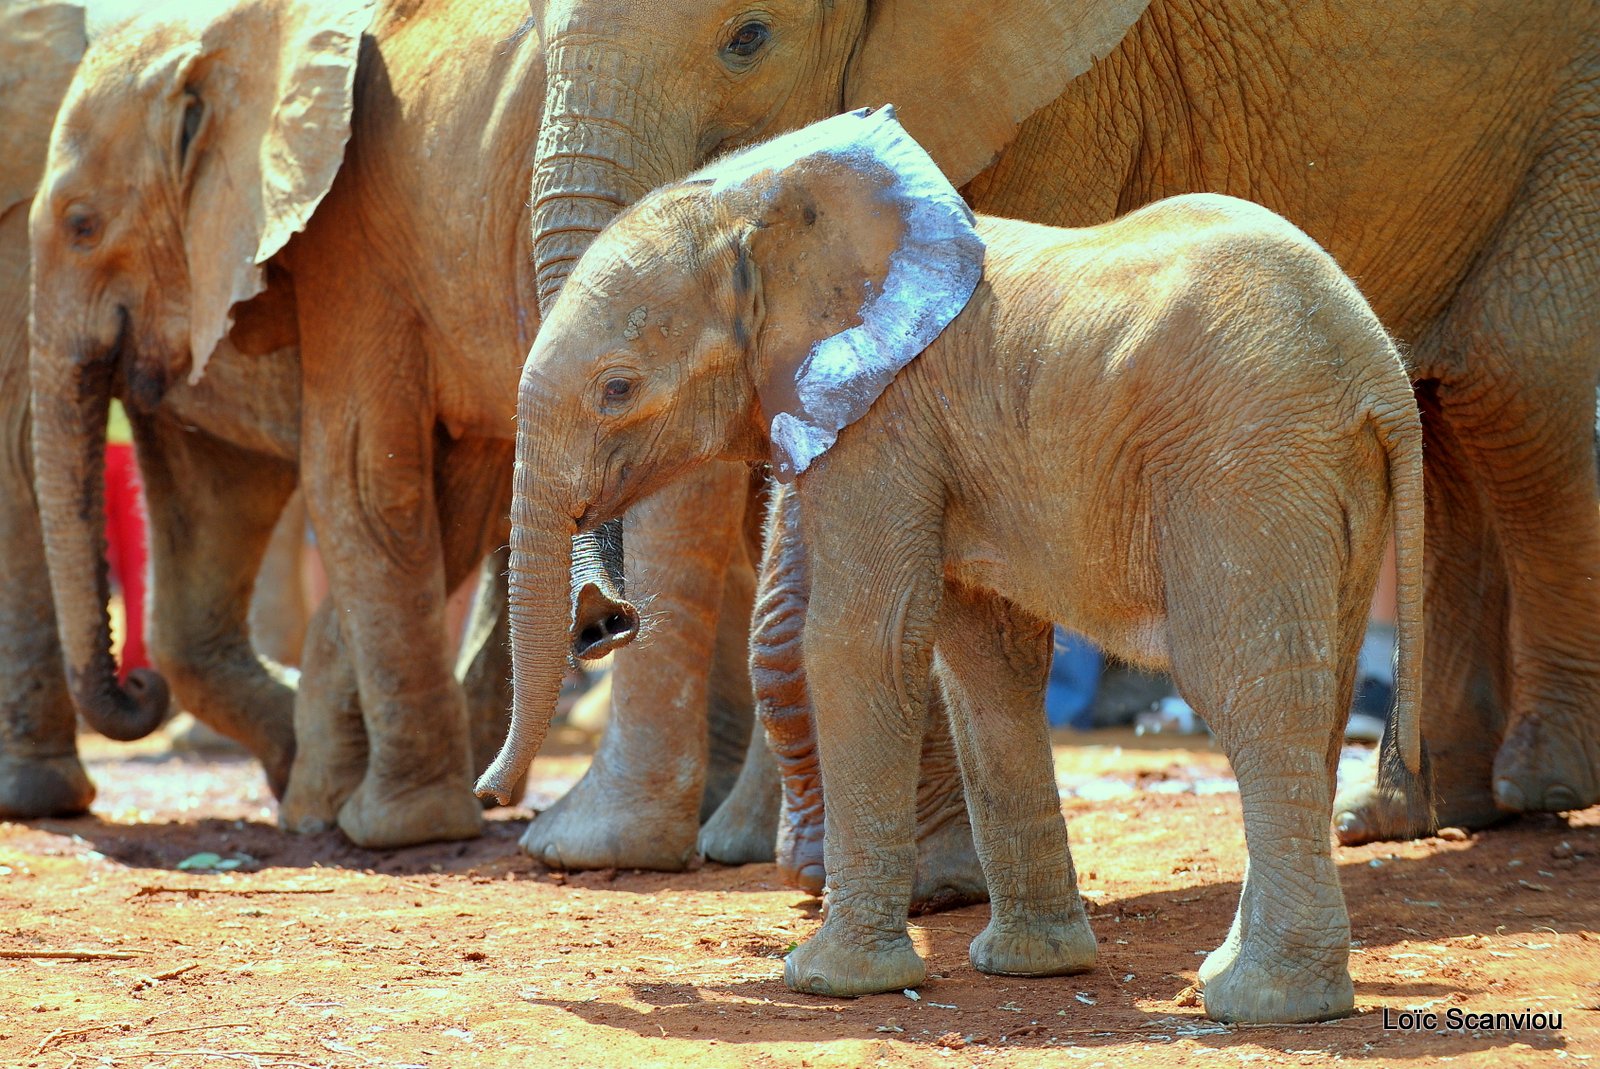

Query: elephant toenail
[[1543, 784, 1580, 811], [1493, 778, 1528, 812], [541, 843, 563, 868], [1334, 811, 1365, 843]]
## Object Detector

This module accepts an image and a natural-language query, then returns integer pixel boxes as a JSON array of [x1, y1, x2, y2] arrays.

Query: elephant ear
[[178, 0, 374, 382], [694, 107, 985, 481], [0, 2, 86, 218], [845, 0, 1151, 186]]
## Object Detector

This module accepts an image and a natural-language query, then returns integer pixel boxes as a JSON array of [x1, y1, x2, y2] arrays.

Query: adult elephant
[[525, 0, 1600, 855], [27, 0, 691, 848], [0, 0, 316, 817]]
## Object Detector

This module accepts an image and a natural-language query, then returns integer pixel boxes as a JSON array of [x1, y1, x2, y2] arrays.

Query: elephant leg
[[456, 546, 517, 796], [0, 296, 90, 817], [698, 541, 778, 864], [753, 481, 985, 907], [1335, 386, 1511, 843], [298, 305, 479, 849], [749, 479, 825, 891], [520, 460, 748, 871], [1167, 511, 1356, 1024], [699, 708, 781, 865], [702, 541, 756, 821], [133, 416, 299, 796], [932, 585, 1093, 978], [910, 686, 988, 913], [279, 596, 365, 833], [782, 493, 941, 999], [247, 490, 309, 668], [1427, 99, 1600, 815], [435, 438, 516, 798]]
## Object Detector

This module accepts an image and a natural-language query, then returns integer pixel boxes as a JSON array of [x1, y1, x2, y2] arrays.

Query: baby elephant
[[479, 107, 1425, 1025]]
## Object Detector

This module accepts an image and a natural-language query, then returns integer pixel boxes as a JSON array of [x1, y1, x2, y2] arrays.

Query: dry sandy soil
[[2, 723, 1596, 1069]]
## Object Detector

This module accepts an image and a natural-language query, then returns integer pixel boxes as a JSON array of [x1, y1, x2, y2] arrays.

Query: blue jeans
[[1044, 628, 1103, 730]]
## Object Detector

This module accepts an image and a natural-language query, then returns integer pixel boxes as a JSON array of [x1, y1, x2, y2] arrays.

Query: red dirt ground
[[2, 725, 1596, 1068]]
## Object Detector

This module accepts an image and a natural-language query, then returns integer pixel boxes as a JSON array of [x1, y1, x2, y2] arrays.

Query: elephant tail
[[1373, 378, 1434, 828]]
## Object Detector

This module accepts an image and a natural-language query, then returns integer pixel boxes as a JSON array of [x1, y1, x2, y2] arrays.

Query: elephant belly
[[942, 521, 1172, 671]]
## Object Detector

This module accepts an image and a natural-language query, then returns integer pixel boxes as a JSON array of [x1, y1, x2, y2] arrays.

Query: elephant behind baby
[[522, 0, 1600, 873], [0, 0, 315, 816], [23, 0, 723, 849]]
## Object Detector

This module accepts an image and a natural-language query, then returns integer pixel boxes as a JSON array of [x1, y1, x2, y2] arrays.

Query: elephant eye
[[723, 21, 770, 63], [179, 90, 206, 168], [63, 205, 102, 250], [602, 377, 635, 406]]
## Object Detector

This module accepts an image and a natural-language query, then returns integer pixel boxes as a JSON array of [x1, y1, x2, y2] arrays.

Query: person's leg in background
[[1044, 628, 1103, 731], [1347, 536, 1398, 742]]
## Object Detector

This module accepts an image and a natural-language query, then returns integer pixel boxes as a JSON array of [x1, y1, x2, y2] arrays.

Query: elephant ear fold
[[181, 0, 375, 382], [0, 2, 86, 218], [845, 0, 1150, 186], [697, 107, 985, 481]]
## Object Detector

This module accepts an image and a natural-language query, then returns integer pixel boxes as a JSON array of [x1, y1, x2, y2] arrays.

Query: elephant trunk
[[28, 313, 170, 741], [476, 440, 637, 804], [530, 38, 692, 313]]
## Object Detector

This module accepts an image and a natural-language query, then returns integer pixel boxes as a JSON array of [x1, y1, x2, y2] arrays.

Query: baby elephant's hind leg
[[1166, 523, 1357, 1023], [933, 585, 1095, 979]]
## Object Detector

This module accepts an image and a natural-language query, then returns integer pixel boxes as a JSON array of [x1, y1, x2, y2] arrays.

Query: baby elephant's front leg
[[783, 514, 944, 997]]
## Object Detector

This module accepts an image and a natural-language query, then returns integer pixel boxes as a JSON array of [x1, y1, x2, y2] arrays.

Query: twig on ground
[[396, 880, 456, 896], [147, 1020, 251, 1038], [1, 948, 140, 960], [31, 1028, 65, 1056], [147, 1049, 302, 1059], [130, 885, 335, 898], [32, 1022, 118, 1056]]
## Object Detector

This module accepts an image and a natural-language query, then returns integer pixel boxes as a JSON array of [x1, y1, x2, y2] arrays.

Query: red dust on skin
[[1, 726, 1596, 1068]]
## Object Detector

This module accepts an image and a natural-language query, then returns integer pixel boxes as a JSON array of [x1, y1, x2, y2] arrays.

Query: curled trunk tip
[[73, 662, 171, 742]]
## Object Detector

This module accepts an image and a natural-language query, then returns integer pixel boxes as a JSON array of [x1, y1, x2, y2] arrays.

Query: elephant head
[[27, 0, 374, 740], [529, 0, 1149, 311], [479, 106, 981, 801]]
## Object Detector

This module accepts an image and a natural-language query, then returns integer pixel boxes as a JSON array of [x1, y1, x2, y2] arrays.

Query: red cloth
[[102, 442, 149, 679]]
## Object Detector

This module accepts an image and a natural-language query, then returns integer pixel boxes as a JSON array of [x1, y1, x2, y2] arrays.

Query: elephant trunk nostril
[[572, 606, 641, 661]]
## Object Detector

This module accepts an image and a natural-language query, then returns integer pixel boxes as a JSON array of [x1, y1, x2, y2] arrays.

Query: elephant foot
[[1334, 749, 1504, 845], [278, 788, 339, 835], [775, 792, 988, 911], [0, 753, 95, 819], [698, 738, 779, 865], [775, 784, 827, 894], [280, 752, 365, 835], [521, 768, 700, 871], [1492, 713, 1600, 815], [784, 920, 926, 997], [1198, 934, 1353, 1024], [969, 907, 1096, 977], [336, 775, 482, 849], [910, 803, 988, 915]]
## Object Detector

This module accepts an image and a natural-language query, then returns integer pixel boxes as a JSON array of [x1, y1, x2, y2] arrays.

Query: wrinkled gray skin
[[10, 0, 611, 825], [527, 0, 1600, 879], [0, 0, 303, 815], [484, 106, 1427, 1021], [30, 0, 646, 849]]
